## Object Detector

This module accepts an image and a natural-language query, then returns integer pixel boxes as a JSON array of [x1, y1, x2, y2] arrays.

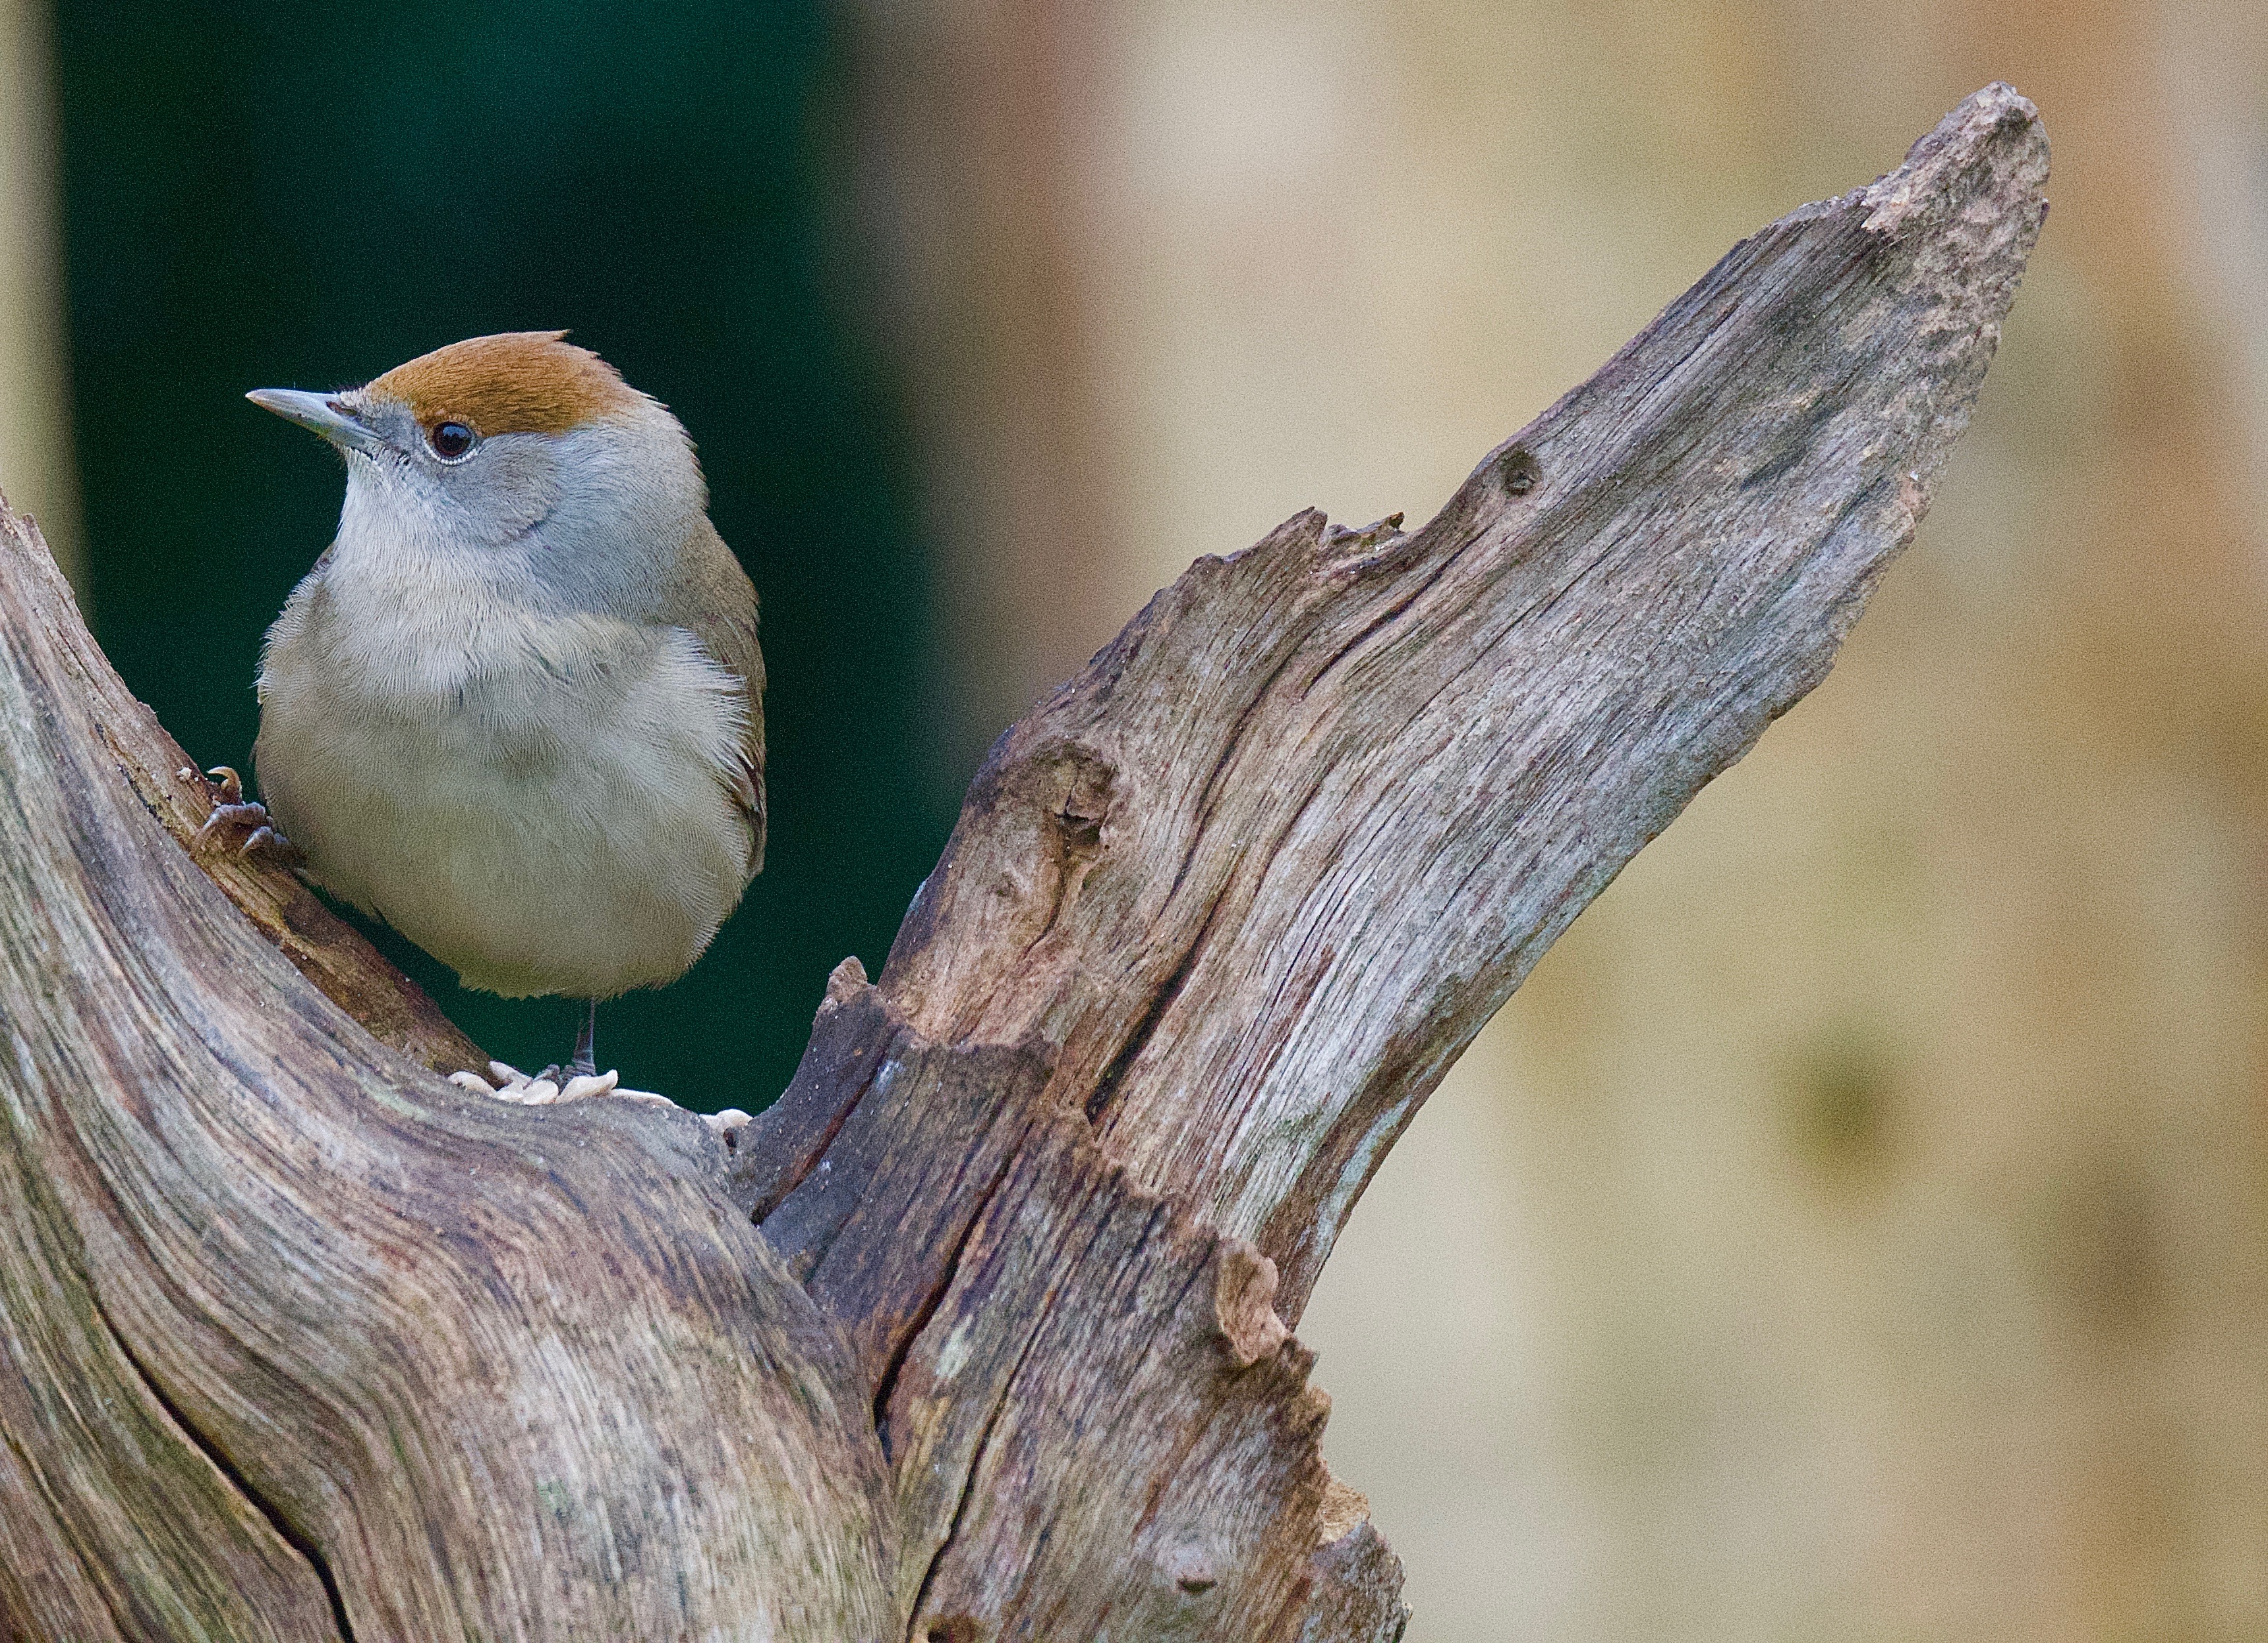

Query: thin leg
[[569, 998, 598, 1078]]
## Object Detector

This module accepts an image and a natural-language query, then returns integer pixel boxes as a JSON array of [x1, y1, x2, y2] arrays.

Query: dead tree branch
[[0, 86, 2045, 1640]]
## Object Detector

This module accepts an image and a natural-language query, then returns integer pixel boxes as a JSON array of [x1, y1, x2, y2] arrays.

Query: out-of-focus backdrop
[[5, 3, 2263, 1638]]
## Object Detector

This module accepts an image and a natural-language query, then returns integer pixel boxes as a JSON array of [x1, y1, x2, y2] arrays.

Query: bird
[[208, 331, 764, 1084]]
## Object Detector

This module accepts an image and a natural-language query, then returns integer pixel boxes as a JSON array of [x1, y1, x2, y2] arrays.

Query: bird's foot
[[449, 1061, 752, 1146], [449, 1059, 672, 1109], [192, 766, 306, 867]]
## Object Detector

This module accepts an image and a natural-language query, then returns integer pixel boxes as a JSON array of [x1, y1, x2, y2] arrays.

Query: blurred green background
[[51, 1, 953, 1106]]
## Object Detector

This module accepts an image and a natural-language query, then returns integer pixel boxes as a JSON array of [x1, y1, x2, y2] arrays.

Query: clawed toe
[[194, 767, 304, 865], [451, 1061, 656, 1108], [196, 802, 266, 842]]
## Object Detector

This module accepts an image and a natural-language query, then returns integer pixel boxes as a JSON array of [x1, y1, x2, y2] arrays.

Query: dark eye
[[427, 421, 476, 460]]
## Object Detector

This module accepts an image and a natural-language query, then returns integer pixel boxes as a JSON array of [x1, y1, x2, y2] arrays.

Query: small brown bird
[[216, 332, 765, 1079]]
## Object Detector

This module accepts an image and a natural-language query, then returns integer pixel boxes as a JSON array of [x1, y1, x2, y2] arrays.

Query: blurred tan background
[[8, 1, 2263, 1637], [0, 0, 76, 587], [847, 1, 2268, 1639]]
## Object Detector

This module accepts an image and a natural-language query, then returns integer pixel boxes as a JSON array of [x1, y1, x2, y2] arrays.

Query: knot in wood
[[1494, 442, 1540, 495], [1038, 742, 1116, 857]]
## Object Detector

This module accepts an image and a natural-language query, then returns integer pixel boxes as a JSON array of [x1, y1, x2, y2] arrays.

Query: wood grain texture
[[0, 86, 2042, 1642], [745, 970, 1382, 1636], [0, 527, 484, 1077], [1, 515, 893, 1636], [874, 84, 2050, 1311], [743, 83, 2045, 1639]]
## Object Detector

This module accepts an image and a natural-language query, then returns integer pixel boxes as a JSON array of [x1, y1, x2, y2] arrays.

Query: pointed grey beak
[[246, 387, 387, 455]]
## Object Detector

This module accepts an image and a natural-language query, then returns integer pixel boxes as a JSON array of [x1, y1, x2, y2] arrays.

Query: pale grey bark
[[0, 85, 2045, 1641]]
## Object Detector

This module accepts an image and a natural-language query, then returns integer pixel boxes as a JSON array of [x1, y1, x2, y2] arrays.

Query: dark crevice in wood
[[1019, 816, 1098, 965], [83, 1291, 354, 1643], [1083, 897, 1222, 1126], [733, 978, 897, 1221], [1166, 542, 1324, 897], [903, 1324, 1048, 1643], [1118, 1254, 1228, 1545], [939, 1192, 1180, 1643], [868, 1136, 1025, 1459], [750, 1047, 886, 1220]]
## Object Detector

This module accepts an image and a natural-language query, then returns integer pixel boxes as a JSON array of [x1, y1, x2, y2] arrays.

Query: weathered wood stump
[[0, 86, 2046, 1640]]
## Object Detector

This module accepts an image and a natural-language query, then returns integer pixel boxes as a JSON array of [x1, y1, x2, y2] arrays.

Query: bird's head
[[249, 331, 708, 607]]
